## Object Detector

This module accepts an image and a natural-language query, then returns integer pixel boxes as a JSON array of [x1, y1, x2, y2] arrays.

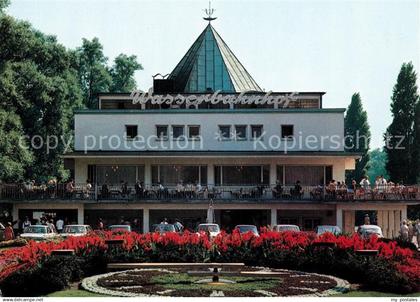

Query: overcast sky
[[7, 0, 420, 148]]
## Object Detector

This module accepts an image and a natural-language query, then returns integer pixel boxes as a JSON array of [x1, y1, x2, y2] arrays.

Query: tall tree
[[385, 62, 419, 184], [110, 54, 142, 92], [0, 109, 33, 181], [76, 38, 111, 108], [0, 15, 83, 181], [412, 101, 420, 183], [367, 148, 389, 184], [0, 0, 10, 14], [344, 93, 371, 183]]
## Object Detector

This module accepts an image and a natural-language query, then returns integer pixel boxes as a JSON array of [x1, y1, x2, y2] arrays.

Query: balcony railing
[[1, 183, 419, 202]]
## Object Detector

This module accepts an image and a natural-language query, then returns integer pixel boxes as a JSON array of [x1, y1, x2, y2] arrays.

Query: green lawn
[[47, 289, 107, 297], [334, 290, 420, 297]]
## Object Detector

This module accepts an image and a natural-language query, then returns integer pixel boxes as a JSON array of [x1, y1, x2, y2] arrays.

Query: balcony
[[1, 183, 419, 203]]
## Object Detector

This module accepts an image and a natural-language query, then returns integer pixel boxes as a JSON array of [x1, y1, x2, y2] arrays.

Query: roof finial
[[203, 1, 217, 22]]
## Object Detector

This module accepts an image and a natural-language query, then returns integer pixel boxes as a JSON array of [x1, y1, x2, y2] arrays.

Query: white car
[[357, 225, 384, 238], [273, 224, 300, 232], [109, 225, 132, 232], [316, 225, 341, 236], [20, 225, 59, 241], [235, 224, 259, 236], [196, 223, 221, 238], [61, 225, 93, 238]]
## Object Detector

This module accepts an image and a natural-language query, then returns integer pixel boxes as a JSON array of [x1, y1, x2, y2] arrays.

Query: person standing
[[415, 220, 420, 248], [22, 216, 31, 231], [400, 220, 409, 241], [4, 222, 14, 241], [97, 218, 104, 230], [56, 218, 64, 233]]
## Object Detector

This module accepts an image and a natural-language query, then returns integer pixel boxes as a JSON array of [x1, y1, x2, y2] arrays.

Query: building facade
[[3, 23, 418, 236]]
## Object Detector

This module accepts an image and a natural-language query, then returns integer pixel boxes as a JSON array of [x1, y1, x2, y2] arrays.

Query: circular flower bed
[[81, 267, 350, 297], [0, 230, 418, 296]]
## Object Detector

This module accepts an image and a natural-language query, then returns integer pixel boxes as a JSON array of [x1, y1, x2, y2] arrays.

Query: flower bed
[[0, 230, 418, 296]]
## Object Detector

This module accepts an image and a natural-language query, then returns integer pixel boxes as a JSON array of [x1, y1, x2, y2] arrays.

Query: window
[[172, 125, 185, 139], [188, 125, 200, 139], [251, 125, 263, 139], [156, 125, 168, 139], [284, 166, 324, 186], [281, 125, 294, 139], [214, 165, 269, 185], [235, 125, 247, 140], [96, 166, 141, 185], [151, 165, 207, 185], [125, 125, 138, 139], [219, 125, 231, 140]]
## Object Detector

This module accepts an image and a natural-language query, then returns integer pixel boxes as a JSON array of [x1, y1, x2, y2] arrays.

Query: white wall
[[74, 111, 345, 152]]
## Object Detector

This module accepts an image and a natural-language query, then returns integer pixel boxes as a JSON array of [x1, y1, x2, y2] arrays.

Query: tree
[[0, 15, 83, 181], [344, 93, 371, 183], [412, 101, 420, 183], [367, 148, 389, 184], [0, 109, 33, 181], [0, 0, 10, 14], [110, 54, 142, 92], [385, 62, 419, 184], [76, 38, 112, 108]]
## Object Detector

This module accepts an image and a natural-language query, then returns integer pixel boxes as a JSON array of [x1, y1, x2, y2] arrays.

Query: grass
[[47, 289, 107, 297], [334, 290, 420, 297]]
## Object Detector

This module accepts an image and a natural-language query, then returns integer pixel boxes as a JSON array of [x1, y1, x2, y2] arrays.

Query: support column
[[336, 207, 343, 230], [143, 208, 150, 233], [207, 164, 214, 187], [269, 164, 276, 186], [77, 205, 84, 224], [270, 208, 278, 227], [401, 205, 407, 221], [144, 163, 152, 187]]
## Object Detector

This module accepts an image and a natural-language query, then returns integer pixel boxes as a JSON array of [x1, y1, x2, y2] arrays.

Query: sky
[[6, 0, 420, 148]]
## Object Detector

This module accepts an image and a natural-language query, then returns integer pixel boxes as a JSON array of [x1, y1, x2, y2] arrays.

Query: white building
[[6, 22, 418, 237]]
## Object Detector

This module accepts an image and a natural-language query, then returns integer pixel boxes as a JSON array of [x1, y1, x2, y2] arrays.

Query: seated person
[[135, 181, 144, 198], [290, 180, 304, 199], [272, 180, 283, 198]]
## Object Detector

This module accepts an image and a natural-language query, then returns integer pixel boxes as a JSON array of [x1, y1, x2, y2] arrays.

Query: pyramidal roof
[[168, 24, 262, 93]]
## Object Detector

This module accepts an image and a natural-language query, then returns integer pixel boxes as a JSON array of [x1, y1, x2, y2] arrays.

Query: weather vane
[[203, 1, 217, 22]]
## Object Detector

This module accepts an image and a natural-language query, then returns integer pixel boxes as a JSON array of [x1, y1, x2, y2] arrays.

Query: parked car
[[357, 225, 383, 238], [109, 225, 132, 232], [61, 225, 93, 238], [20, 225, 59, 241], [234, 224, 259, 236], [154, 223, 176, 234], [273, 224, 300, 232], [316, 225, 341, 236], [196, 223, 221, 238]]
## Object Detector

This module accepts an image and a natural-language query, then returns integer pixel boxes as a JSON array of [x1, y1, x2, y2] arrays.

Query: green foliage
[[367, 148, 389, 184], [344, 93, 371, 183], [0, 0, 10, 14], [0, 14, 142, 182], [0, 15, 84, 181], [110, 54, 143, 92], [0, 109, 33, 181], [385, 62, 419, 183], [76, 38, 112, 109], [413, 101, 420, 182]]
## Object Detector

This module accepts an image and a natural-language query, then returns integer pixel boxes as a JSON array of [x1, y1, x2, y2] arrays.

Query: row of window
[[124, 124, 294, 140]]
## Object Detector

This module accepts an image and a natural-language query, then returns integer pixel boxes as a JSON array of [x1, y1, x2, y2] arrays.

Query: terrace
[[1, 182, 419, 203]]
